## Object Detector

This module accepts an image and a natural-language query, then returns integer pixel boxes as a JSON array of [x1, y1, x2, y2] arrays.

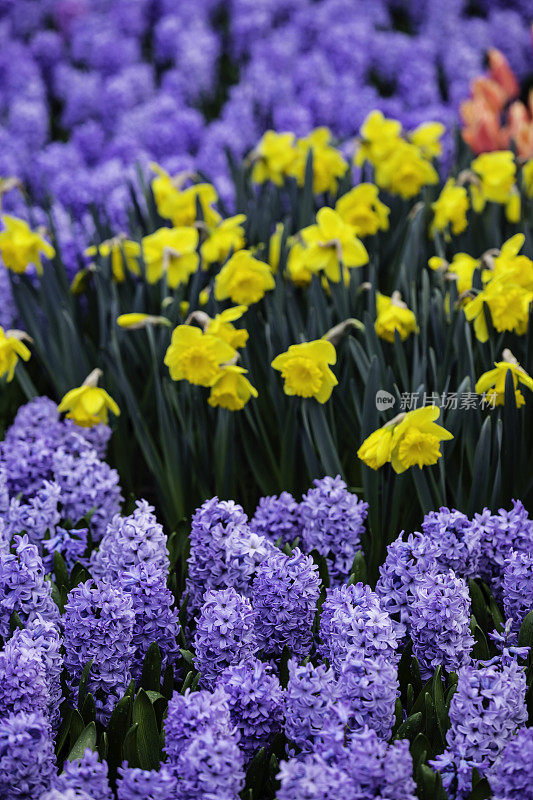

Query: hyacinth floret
[[337, 652, 399, 739], [299, 475, 368, 582], [164, 686, 233, 763], [0, 534, 58, 639], [57, 748, 112, 800], [252, 546, 320, 658], [22, 614, 63, 726], [0, 711, 55, 800], [91, 499, 169, 579], [117, 559, 180, 680], [0, 626, 49, 719], [5, 480, 60, 548], [284, 659, 340, 752], [319, 582, 400, 670], [250, 491, 302, 546], [116, 765, 177, 800], [472, 500, 533, 596], [62, 579, 135, 723], [409, 569, 474, 680], [421, 506, 481, 577], [431, 657, 528, 788], [219, 657, 284, 760], [503, 549, 533, 634], [186, 497, 270, 616], [193, 587, 257, 687], [375, 530, 440, 630], [175, 726, 245, 800], [489, 727, 533, 800]]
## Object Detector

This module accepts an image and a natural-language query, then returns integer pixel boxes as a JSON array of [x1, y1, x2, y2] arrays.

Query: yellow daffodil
[[355, 110, 403, 166], [251, 131, 297, 186], [300, 207, 368, 282], [288, 127, 348, 194], [214, 250, 275, 305], [476, 350, 533, 408], [271, 339, 337, 403], [358, 406, 453, 473], [523, 159, 533, 197], [335, 184, 390, 237], [409, 121, 445, 160], [200, 214, 246, 266], [286, 241, 314, 286], [470, 151, 520, 221], [374, 141, 439, 198], [150, 163, 221, 228], [58, 369, 120, 427], [487, 234, 533, 291], [85, 236, 140, 282], [431, 179, 469, 237], [205, 306, 249, 349], [164, 325, 236, 386], [142, 226, 199, 287], [0, 328, 31, 381], [464, 277, 533, 343], [375, 291, 417, 342], [0, 215, 55, 274], [429, 253, 479, 296], [117, 313, 171, 330], [208, 365, 258, 410]]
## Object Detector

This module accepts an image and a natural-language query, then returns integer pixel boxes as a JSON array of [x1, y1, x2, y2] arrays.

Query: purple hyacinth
[[299, 475, 368, 583], [193, 587, 257, 687], [421, 507, 481, 578], [503, 550, 533, 635], [277, 752, 354, 800], [0, 534, 58, 639], [431, 657, 528, 792], [252, 546, 321, 658], [164, 686, 233, 763], [117, 560, 180, 681], [5, 480, 60, 548], [409, 570, 474, 680], [284, 659, 341, 752], [472, 501, 533, 597], [0, 626, 49, 719], [52, 447, 123, 542], [41, 790, 95, 800], [57, 749, 112, 800], [375, 531, 440, 632], [175, 726, 245, 800], [319, 583, 400, 670], [250, 491, 302, 547], [91, 500, 169, 579], [489, 727, 533, 800], [337, 652, 398, 739], [116, 765, 177, 800], [62, 579, 135, 723], [0, 711, 55, 800], [42, 527, 89, 572], [186, 497, 272, 617], [23, 614, 63, 727], [219, 658, 284, 761]]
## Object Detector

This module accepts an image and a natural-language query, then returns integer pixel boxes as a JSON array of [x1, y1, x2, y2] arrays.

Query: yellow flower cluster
[[0, 216, 55, 275], [375, 292, 417, 343], [358, 406, 453, 473], [476, 350, 533, 408], [430, 234, 533, 343], [431, 179, 470, 238], [355, 111, 441, 199], [470, 151, 520, 223], [0, 328, 31, 382], [164, 307, 257, 411], [251, 127, 348, 194], [271, 340, 337, 403], [58, 369, 120, 427]]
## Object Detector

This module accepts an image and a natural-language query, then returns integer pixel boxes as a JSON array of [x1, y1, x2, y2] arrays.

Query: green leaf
[[432, 667, 447, 744], [106, 695, 133, 774], [132, 689, 161, 771], [66, 722, 97, 762], [53, 551, 70, 590], [518, 610, 533, 649], [141, 643, 162, 693], [81, 692, 95, 725], [394, 712, 423, 743], [77, 659, 93, 710], [9, 611, 23, 635], [122, 723, 139, 768], [349, 550, 367, 584]]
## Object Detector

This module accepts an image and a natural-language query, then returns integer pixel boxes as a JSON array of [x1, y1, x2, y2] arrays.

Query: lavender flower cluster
[[0, 0, 531, 296], [0, 412, 532, 800]]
